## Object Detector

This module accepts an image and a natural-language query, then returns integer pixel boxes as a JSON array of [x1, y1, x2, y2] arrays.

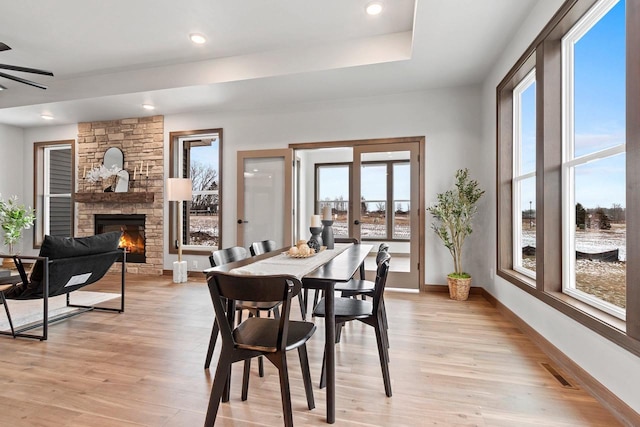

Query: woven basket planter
[[447, 276, 471, 301]]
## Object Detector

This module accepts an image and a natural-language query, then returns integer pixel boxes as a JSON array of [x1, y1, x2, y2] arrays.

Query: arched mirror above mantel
[[104, 147, 124, 170]]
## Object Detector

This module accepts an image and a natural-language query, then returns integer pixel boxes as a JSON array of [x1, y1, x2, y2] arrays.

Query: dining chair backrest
[[372, 252, 391, 314], [209, 246, 248, 267], [249, 240, 277, 257], [335, 237, 359, 244], [376, 244, 390, 266], [207, 271, 302, 351]]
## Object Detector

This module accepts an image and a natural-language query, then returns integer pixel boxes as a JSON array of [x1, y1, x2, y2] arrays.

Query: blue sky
[[521, 0, 626, 210]]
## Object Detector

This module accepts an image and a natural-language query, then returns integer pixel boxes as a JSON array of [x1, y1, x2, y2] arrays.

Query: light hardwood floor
[[0, 273, 622, 426]]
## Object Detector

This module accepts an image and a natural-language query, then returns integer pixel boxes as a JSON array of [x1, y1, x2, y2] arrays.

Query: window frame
[[560, 0, 626, 319], [497, 0, 640, 355], [512, 69, 537, 280], [314, 159, 412, 242], [33, 140, 75, 248], [168, 128, 223, 254]]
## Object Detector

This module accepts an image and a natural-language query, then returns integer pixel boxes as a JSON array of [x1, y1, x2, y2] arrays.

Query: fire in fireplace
[[95, 214, 146, 263]]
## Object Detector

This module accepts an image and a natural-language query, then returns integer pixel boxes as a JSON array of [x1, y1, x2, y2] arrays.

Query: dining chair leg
[[381, 298, 389, 334], [222, 362, 232, 402], [205, 349, 233, 427], [298, 344, 315, 410], [268, 352, 294, 427], [335, 321, 345, 344], [298, 292, 306, 320], [256, 311, 265, 378], [374, 320, 392, 397], [302, 288, 309, 318], [204, 320, 219, 369], [380, 314, 390, 364], [319, 351, 327, 389], [241, 358, 251, 401]]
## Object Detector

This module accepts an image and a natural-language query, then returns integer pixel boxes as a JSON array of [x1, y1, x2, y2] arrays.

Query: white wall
[[0, 123, 24, 199], [0, 123, 26, 253], [481, 0, 640, 414], [163, 86, 484, 278]]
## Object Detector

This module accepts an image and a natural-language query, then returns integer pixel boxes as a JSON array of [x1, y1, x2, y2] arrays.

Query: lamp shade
[[166, 178, 192, 201]]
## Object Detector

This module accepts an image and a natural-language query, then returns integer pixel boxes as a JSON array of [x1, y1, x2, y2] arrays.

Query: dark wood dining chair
[[205, 246, 282, 376], [313, 251, 392, 397], [250, 239, 308, 320], [307, 237, 365, 313], [249, 239, 277, 256], [204, 271, 316, 427], [335, 242, 389, 298]]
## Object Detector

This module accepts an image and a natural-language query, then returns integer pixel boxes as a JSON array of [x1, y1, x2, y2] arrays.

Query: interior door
[[353, 143, 420, 289], [237, 149, 293, 249]]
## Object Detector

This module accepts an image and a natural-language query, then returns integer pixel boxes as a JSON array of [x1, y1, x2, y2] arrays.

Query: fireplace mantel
[[74, 192, 155, 203]]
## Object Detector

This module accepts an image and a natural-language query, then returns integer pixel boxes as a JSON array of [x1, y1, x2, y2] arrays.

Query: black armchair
[[0, 231, 125, 340]]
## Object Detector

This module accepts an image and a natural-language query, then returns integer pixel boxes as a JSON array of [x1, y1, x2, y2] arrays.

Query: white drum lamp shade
[[167, 178, 192, 202]]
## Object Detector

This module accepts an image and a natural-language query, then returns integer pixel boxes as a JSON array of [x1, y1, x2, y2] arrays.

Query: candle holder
[[308, 226, 323, 253], [321, 219, 334, 249]]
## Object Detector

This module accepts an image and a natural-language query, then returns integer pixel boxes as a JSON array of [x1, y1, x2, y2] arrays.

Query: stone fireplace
[[75, 116, 164, 275]]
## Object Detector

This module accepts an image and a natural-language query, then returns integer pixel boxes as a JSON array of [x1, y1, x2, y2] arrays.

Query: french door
[[236, 149, 293, 249], [353, 142, 421, 288]]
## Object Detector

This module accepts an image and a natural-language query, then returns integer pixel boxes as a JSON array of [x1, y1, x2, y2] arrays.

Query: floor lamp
[[167, 178, 192, 283]]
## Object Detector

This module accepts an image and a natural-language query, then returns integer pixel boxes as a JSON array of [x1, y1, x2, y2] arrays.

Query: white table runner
[[229, 243, 352, 279]]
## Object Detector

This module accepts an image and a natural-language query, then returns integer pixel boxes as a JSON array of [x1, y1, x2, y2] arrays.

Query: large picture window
[[562, 0, 626, 318], [34, 140, 74, 246], [497, 0, 640, 353], [169, 129, 222, 253]]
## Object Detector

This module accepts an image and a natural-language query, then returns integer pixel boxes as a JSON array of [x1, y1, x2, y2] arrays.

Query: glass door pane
[[317, 165, 350, 237], [237, 150, 292, 249], [360, 163, 387, 239], [354, 144, 420, 289], [393, 163, 410, 240]]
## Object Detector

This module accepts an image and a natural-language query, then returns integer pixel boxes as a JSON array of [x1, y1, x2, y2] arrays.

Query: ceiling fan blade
[[0, 43, 11, 52], [0, 63, 53, 76], [0, 71, 47, 89]]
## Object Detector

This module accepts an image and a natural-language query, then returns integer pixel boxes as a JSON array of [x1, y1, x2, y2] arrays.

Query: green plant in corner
[[0, 194, 36, 254], [428, 168, 484, 278]]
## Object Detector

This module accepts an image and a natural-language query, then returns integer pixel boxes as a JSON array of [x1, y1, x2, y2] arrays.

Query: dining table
[[205, 242, 373, 424]]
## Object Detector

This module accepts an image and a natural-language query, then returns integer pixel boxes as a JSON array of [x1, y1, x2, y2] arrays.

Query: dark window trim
[[168, 128, 223, 255], [496, 0, 640, 355], [33, 140, 75, 248]]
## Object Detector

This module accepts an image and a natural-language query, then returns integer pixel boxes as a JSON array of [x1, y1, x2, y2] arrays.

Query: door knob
[[237, 219, 248, 224], [354, 220, 360, 225]]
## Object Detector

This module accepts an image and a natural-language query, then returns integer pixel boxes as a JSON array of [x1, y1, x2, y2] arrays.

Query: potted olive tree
[[428, 169, 484, 300], [0, 195, 36, 268]]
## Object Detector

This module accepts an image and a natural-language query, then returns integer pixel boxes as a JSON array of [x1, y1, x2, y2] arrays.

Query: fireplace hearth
[[95, 214, 146, 263]]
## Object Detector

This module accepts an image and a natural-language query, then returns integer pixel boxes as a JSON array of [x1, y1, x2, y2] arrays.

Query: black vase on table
[[308, 226, 323, 252]]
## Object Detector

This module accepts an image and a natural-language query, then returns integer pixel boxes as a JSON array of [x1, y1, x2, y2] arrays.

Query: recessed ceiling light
[[142, 104, 155, 110], [41, 114, 54, 120], [366, 1, 383, 15], [190, 33, 207, 44]]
